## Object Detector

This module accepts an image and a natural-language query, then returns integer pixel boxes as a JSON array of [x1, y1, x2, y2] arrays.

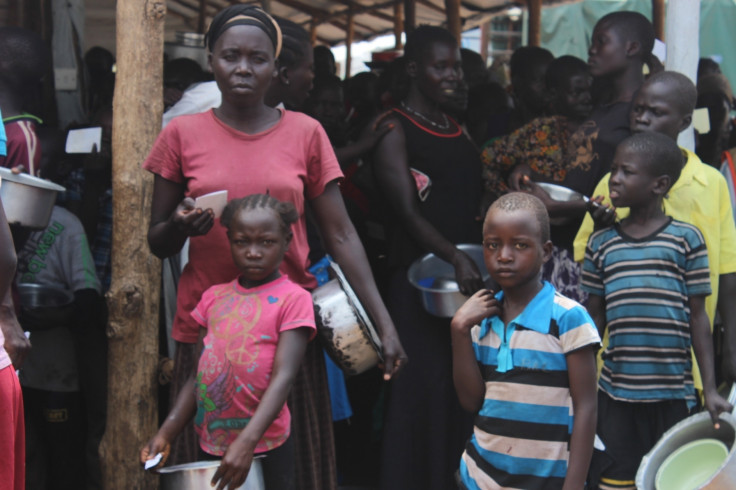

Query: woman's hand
[[703, 390, 734, 429], [378, 329, 408, 381], [171, 197, 215, 237], [451, 289, 501, 333], [452, 249, 485, 296], [507, 163, 533, 191], [139, 433, 171, 470], [210, 438, 256, 490]]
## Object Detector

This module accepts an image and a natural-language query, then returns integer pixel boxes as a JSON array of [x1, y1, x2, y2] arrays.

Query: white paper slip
[[144, 452, 163, 470], [194, 190, 228, 218], [693, 107, 711, 134], [65, 127, 102, 153]]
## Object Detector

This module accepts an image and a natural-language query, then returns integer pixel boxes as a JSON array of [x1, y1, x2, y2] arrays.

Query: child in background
[[582, 132, 733, 490], [452, 193, 600, 489], [141, 194, 316, 490]]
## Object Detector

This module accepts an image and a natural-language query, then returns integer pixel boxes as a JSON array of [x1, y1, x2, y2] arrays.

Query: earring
[[285, 79, 290, 85]]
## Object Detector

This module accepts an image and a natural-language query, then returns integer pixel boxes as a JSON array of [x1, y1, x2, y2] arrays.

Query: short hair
[[642, 71, 698, 115], [274, 17, 311, 69], [698, 57, 721, 80], [596, 11, 655, 59], [221, 194, 299, 235], [617, 132, 683, 189], [0, 27, 49, 92], [509, 46, 553, 80], [310, 74, 343, 98], [164, 57, 205, 91], [486, 192, 550, 243], [545, 55, 589, 91], [313, 45, 336, 77], [404, 25, 457, 64]]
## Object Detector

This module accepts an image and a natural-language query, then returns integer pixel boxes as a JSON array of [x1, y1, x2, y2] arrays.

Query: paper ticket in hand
[[194, 190, 228, 218], [144, 452, 163, 470], [65, 127, 102, 153]]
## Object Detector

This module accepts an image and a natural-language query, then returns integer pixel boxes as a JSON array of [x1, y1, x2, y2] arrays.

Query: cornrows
[[221, 194, 299, 234]]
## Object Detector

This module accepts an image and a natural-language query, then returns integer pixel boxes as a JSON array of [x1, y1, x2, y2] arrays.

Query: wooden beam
[[99, 0, 164, 488], [346, 7, 354, 77], [527, 0, 542, 46], [480, 20, 489, 62], [310, 17, 319, 45], [418, 0, 445, 15], [331, 0, 395, 23], [652, 0, 665, 41], [444, 0, 461, 44], [404, 0, 416, 34], [394, 2, 403, 49]]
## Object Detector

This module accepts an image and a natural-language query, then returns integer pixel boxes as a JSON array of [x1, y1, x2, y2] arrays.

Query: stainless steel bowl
[[536, 182, 585, 202], [312, 261, 383, 376], [159, 459, 264, 490], [407, 244, 491, 318], [17, 283, 74, 331], [0, 167, 65, 230]]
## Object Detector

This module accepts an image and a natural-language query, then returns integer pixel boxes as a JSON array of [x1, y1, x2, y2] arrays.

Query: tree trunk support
[[527, 0, 542, 47]]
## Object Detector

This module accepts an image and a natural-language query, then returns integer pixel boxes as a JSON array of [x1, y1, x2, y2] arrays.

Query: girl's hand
[[704, 390, 734, 429], [211, 438, 255, 490], [519, 176, 554, 207], [377, 329, 408, 381], [171, 197, 215, 237], [451, 289, 501, 333], [452, 250, 485, 296], [139, 434, 171, 470]]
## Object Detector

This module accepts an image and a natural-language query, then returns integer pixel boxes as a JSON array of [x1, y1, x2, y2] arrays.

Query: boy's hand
[[139, 434, 171, 470], [587, 196, 616, 230], [171, 197, 215, 237], [704, 390, 734, 429], [211, 438, 255, 490], [451, 289, 501, 333]]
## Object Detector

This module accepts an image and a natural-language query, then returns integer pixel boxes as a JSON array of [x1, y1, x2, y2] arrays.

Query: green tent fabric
[[541, 0, 736, 90]]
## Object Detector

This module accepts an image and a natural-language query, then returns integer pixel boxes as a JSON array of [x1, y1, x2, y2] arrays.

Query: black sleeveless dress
[[379, 108, 481, 490]]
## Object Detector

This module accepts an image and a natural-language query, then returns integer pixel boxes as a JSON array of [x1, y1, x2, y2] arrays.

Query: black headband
[[206, 6, 282, 57]]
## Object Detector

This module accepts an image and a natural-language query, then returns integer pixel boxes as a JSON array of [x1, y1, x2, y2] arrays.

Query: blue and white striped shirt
[[460, 282, 600, 489]]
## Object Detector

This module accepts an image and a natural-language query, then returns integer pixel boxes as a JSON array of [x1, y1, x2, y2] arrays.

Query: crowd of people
[[1, 4, 736, 490]]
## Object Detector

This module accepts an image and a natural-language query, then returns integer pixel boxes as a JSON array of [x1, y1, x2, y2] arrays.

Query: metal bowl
[[536, 182, 585, 202], [0, 167, 65, 230], [407, 244, 491, 318], [17, 283, 74, 331], [159, 459, 264, 490], [312, 261, 383, 376]]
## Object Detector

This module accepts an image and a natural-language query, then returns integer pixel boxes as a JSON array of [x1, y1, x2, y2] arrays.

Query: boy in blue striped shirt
[[582, 132, 732, 489], [452, 192, 600, 489]]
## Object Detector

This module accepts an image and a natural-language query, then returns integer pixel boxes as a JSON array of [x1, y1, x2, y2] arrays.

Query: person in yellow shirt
[[573, 71, 736, 386]]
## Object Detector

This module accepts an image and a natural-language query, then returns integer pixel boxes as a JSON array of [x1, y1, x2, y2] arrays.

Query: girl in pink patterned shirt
[[142, 194, 316, 490]]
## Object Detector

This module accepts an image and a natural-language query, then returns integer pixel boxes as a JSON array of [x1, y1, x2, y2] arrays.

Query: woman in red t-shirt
[[143, 6, 406, 488]]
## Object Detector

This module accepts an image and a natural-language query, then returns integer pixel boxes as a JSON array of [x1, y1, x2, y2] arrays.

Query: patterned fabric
[[542, 245, 588, 305], [459, 282, 600, 490], [582, 219, 712, 405], [191, 276, 315, 456], [480, 116, 598, 199]]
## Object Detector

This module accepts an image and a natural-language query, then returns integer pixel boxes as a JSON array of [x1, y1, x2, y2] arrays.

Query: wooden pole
[[99, 0, 164, 488], [479, 20, 489, 63], [666, 0, 700, 150], [346, 8, 354, 78], [527, 0, 542, 47], [404, 0, 415, 35], [444, 0, 461, 45], [261, 0, 272, 14], [310, 18, 319, 46], [652, 0, 666, 41], [197, 0, 207, 34], [393, 1, 403, 50]]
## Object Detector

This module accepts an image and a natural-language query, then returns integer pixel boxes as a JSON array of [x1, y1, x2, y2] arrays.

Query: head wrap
[[206, 5, 282, 57]]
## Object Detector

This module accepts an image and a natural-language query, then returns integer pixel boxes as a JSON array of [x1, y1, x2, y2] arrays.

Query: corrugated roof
[[165, 1, 568, 46]]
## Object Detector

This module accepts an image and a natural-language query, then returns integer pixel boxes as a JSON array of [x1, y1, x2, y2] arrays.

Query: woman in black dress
[[371, 26, 484, 490]]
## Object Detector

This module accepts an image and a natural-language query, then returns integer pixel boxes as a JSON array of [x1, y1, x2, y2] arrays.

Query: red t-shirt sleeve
[[279, 286, 317, 340], [305, 122, 343, 200], [143, 121, 185, 183]]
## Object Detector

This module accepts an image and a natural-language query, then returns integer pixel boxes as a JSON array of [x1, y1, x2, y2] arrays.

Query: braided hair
[[221, 194, 299, 236]]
